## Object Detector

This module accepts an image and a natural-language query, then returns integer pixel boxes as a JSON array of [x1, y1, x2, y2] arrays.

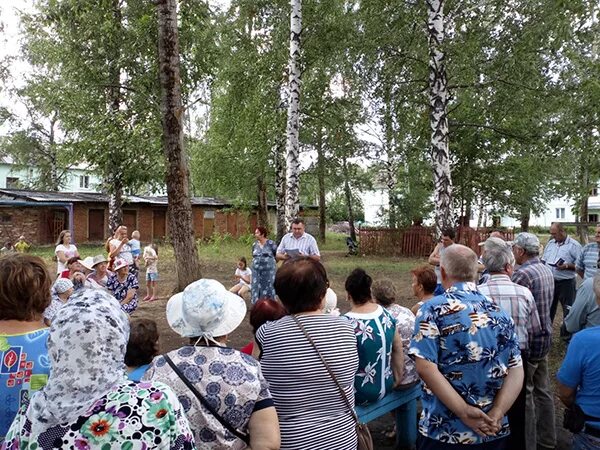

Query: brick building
[[0, 189, 296, 245]]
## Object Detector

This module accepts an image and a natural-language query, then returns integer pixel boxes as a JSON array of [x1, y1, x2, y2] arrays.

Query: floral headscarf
[[27, 288, 130, 435]]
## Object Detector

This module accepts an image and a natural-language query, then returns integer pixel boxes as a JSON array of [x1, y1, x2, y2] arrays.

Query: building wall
[[0, 163, 101, 192], [0, 207, 41, 245]]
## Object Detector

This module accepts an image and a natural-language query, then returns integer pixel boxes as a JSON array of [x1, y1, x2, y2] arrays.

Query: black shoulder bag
[[163, 354, 250, 445]]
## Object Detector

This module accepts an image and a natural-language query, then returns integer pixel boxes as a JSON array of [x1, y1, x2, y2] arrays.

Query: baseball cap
[[512, 232, 540, 253]]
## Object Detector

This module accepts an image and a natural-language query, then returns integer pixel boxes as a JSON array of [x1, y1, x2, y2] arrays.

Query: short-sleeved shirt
[[54, 244, 78, 274], [542, 236, 582, 281], [2, 380, 195, 449], [557, 326, 600, 429], [106, 273, 139, 314], [345, 306, 397, 404], [512, 258, 554, 359], [409, 282, 522, 445], [386, 304, 418, 386], [144, 246, 158, 274], [276, 232, 320, 258], [576, 242, 599, 280], [129, 238, 141, 257], [564, 277, 600, 333], [144, 346, 273, 450], [235, 267, 252, 287], [110, 239, 134, 265], [0, 328, 51, 439], [479, 274, 542, 353], [14, 241, 30, 253]]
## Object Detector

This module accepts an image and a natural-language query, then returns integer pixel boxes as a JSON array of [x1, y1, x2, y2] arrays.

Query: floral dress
[[250, 239, 278, 304], [144, 345, 274, 449], [1, 380, 195, 450], [107, 273, 139, 314], [344, 306, 397, 405], [386, 304, 418, 386]]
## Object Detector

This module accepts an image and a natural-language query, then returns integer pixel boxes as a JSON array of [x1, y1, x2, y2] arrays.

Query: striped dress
[[255, 314, 359, 450]]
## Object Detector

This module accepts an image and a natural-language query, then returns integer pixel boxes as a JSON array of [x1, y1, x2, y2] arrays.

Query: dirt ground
[[131, 250, 572, 450]]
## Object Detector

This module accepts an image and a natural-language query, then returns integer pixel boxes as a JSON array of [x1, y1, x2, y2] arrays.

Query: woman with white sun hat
[[143, 279, 280, 450]]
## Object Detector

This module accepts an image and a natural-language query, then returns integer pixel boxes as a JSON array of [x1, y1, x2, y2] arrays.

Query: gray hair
[[482, 237, 515, 273], [440, 244, 478, 282], [594, 273, 600, 304]]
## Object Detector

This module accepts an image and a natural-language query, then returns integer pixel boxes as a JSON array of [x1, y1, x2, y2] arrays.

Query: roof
[[0, 188, 318, 209], [0, 188, 234, 207]]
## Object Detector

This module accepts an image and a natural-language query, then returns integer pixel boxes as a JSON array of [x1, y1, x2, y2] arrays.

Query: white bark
[[284, 0, 302, 227], [427, 0, 453, 235]]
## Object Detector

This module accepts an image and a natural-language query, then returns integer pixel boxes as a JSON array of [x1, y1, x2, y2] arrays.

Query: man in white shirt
[[276, 218, 320, 262]]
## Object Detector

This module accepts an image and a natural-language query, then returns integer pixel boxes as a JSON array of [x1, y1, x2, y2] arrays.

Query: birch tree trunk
[[284, 0, 302, 227], [106, 0, 124, 235], [316, 127, 326, 242], [157, 0, 202, 291], [275, 140, 287, 241], [427, 0, 453, 235]]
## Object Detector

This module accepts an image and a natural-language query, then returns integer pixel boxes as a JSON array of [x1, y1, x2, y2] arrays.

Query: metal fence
[[358, 226, 515, 257]]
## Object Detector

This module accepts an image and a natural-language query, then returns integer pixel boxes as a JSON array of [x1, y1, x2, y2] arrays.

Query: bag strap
[[163, 353, 250, 444], [290, 315, 360, 424]]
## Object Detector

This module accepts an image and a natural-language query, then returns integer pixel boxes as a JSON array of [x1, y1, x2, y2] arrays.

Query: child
[[143, 243, 158, 302], [229, 256, 252, 298], [14, 236, 31, 253], [130, 230, 141, 266], [125, 318, 159, 381]]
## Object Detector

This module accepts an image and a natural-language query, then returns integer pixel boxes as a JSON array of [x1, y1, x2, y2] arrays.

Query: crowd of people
[[1, 221, 599, 450]]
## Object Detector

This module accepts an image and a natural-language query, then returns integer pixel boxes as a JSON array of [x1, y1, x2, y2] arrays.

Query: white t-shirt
[[235, 267, 252, 287], [110, 239, 133, 264], [143, 246, 158, 274], [55, 244, 78, 274]]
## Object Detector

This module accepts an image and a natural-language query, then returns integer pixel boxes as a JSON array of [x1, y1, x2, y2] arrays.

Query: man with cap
[[511, 232, 556, 450]]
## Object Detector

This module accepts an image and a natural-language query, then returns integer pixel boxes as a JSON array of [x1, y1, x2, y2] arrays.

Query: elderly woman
[[255, 258, 359, 449], [144, 279, 280, 449], [43, 278, 74, 324], [2, 289, 195, 449], [409, 265, 437, 315], [54, 230, 79, 276], [344, 268, 404, 405], [87, 254, 113, 287], [250, 226, 278, 304], [0, 254, 52, 440], [107, 258, 139, 314]]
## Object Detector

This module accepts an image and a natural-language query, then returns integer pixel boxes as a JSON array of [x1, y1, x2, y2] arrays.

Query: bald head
[[440, 244, 478, 286], [489, 231, 504, 239]]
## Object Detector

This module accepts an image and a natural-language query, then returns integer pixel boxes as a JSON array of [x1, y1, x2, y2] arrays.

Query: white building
[[0, 156, 101, 192]]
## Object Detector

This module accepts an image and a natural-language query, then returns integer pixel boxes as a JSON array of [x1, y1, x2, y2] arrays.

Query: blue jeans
[[573, 431, 600, 450]]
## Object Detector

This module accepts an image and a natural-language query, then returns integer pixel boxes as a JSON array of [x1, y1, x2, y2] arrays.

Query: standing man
[[410, 244, 523, 450], [511, 232, 556, 450], [543, 222, 581, 324], [556, 273, 600, 450], [576, 223, 600, 280], [479, 237, 542, 450], [428, 228, 455, 295], [276, 218, 320, 262]]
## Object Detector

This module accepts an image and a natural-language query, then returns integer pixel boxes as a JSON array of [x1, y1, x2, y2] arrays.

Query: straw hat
[[166, 279, 246, 339]]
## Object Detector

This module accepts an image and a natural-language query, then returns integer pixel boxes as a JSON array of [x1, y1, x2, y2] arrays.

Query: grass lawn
[[27, 232, 571, 449]]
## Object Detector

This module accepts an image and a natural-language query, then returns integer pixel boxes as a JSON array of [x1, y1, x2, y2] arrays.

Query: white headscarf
[[27, 288, 130, 435]]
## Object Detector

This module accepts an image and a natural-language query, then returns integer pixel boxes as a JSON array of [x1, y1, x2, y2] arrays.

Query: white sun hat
[[113, 258, 129, 272], [166, 279, 247, 339], [79, 256, 95, 271]]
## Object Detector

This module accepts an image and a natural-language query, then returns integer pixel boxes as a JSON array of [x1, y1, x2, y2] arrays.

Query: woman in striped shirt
[[255, 258, 359, 449]]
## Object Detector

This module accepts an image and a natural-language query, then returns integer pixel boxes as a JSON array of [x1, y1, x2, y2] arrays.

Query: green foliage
[[327, 192, 364, 223]]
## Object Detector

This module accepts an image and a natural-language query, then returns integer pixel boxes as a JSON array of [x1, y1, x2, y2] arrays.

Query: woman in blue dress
[[250, 226, 278, 304]]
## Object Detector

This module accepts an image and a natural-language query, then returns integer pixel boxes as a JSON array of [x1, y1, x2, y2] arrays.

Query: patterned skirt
[[251, 256, 277, 304]]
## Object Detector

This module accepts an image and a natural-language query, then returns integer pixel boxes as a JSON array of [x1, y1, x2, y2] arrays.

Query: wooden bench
[[355, 383, 421, 449]]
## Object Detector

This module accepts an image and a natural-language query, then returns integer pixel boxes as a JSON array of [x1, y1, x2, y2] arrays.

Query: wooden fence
[[358, 226, 515, 257]]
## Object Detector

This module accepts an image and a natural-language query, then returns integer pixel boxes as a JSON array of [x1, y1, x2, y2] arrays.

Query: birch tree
[[284, 0, 302, 227], [427, 0, 453, 234], [157, 0, 202, 290]]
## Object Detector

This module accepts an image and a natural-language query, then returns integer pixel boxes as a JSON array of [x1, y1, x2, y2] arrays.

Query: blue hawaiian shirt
[[409, 282, 522, 445]]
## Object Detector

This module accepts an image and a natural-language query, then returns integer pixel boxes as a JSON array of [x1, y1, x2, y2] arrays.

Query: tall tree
[[426, 0, 453, 234], [284, 0, 302, 226], [157, 0, 202, 290]]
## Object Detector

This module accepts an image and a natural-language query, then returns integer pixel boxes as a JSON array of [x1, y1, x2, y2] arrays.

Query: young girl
[[229, 256, 252, 298], [142, 243, 158, 302]]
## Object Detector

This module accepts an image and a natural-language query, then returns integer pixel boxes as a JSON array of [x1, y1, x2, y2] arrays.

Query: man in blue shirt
[[410, 244, 523, 450], [557, 273, 600, 449], [564, 274, 600, 334], [576, 224, 600, 280], [542, 223, 581, 324]]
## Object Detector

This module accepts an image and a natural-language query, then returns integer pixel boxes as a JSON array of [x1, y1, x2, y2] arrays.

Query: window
[[589, 214, 599, 222], [79, 175, 90, 189], [6, 177, 19, 189], [592, 186, 599, 197], [203, 210, 215, 219], [556, 208, 565, 219]]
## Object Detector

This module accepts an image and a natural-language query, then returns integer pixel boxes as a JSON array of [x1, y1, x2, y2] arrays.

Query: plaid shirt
[[512, 258, 554, 358], [479, 274, 542, 354]]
